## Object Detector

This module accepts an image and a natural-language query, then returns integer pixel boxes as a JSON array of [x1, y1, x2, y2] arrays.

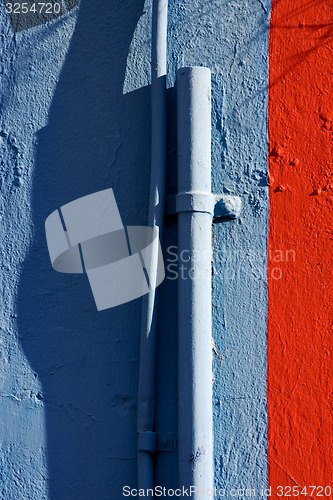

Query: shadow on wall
[[269, 0, 333, 88], [16, 0, 156, 498]]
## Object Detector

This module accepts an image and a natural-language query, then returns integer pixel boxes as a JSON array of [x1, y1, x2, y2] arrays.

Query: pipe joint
[[176, 191, 215, 215]]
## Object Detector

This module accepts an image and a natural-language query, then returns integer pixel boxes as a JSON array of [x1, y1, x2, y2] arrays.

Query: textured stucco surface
[[0, 0, 270, 498]]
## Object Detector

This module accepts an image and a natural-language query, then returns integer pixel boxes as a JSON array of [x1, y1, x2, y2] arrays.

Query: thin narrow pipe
[[177, 67, 214, 495], [137, 0, 168, 490]]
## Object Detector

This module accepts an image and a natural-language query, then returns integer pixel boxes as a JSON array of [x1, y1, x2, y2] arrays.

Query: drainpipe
[[176, 67, 214, 495], [137, 0, 168, 491]]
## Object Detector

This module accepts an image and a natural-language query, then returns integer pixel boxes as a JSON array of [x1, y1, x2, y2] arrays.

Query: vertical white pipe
[[137, 0, 168, 490], [177, 67, 214, 496]]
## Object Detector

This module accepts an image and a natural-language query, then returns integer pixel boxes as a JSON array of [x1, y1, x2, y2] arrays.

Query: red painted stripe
[[268, 0, 333, 495]]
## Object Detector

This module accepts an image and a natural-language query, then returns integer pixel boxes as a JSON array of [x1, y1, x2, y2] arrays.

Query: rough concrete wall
[[0, 0, 270, 498]]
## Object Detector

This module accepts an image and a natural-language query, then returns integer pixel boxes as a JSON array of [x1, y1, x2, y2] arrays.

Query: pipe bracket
[[156, 432, 177, 452], [213, 194, 242, 220]]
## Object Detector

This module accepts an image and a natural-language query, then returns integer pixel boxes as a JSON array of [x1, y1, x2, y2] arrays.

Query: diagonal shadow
[[268, 0, 333, 88]]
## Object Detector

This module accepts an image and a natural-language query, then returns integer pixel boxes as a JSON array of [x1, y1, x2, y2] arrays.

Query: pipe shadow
[[16, 0, 157, 498]]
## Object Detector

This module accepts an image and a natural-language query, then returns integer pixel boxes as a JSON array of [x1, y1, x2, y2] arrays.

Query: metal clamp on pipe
[[137, 431, 157, 453]]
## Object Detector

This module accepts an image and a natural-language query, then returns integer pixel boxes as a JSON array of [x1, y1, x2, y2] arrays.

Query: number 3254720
[[5, 3, 62, 14]]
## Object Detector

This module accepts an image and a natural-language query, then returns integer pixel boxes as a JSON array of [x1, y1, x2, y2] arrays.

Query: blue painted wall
[[0, 0, 270, 497]]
